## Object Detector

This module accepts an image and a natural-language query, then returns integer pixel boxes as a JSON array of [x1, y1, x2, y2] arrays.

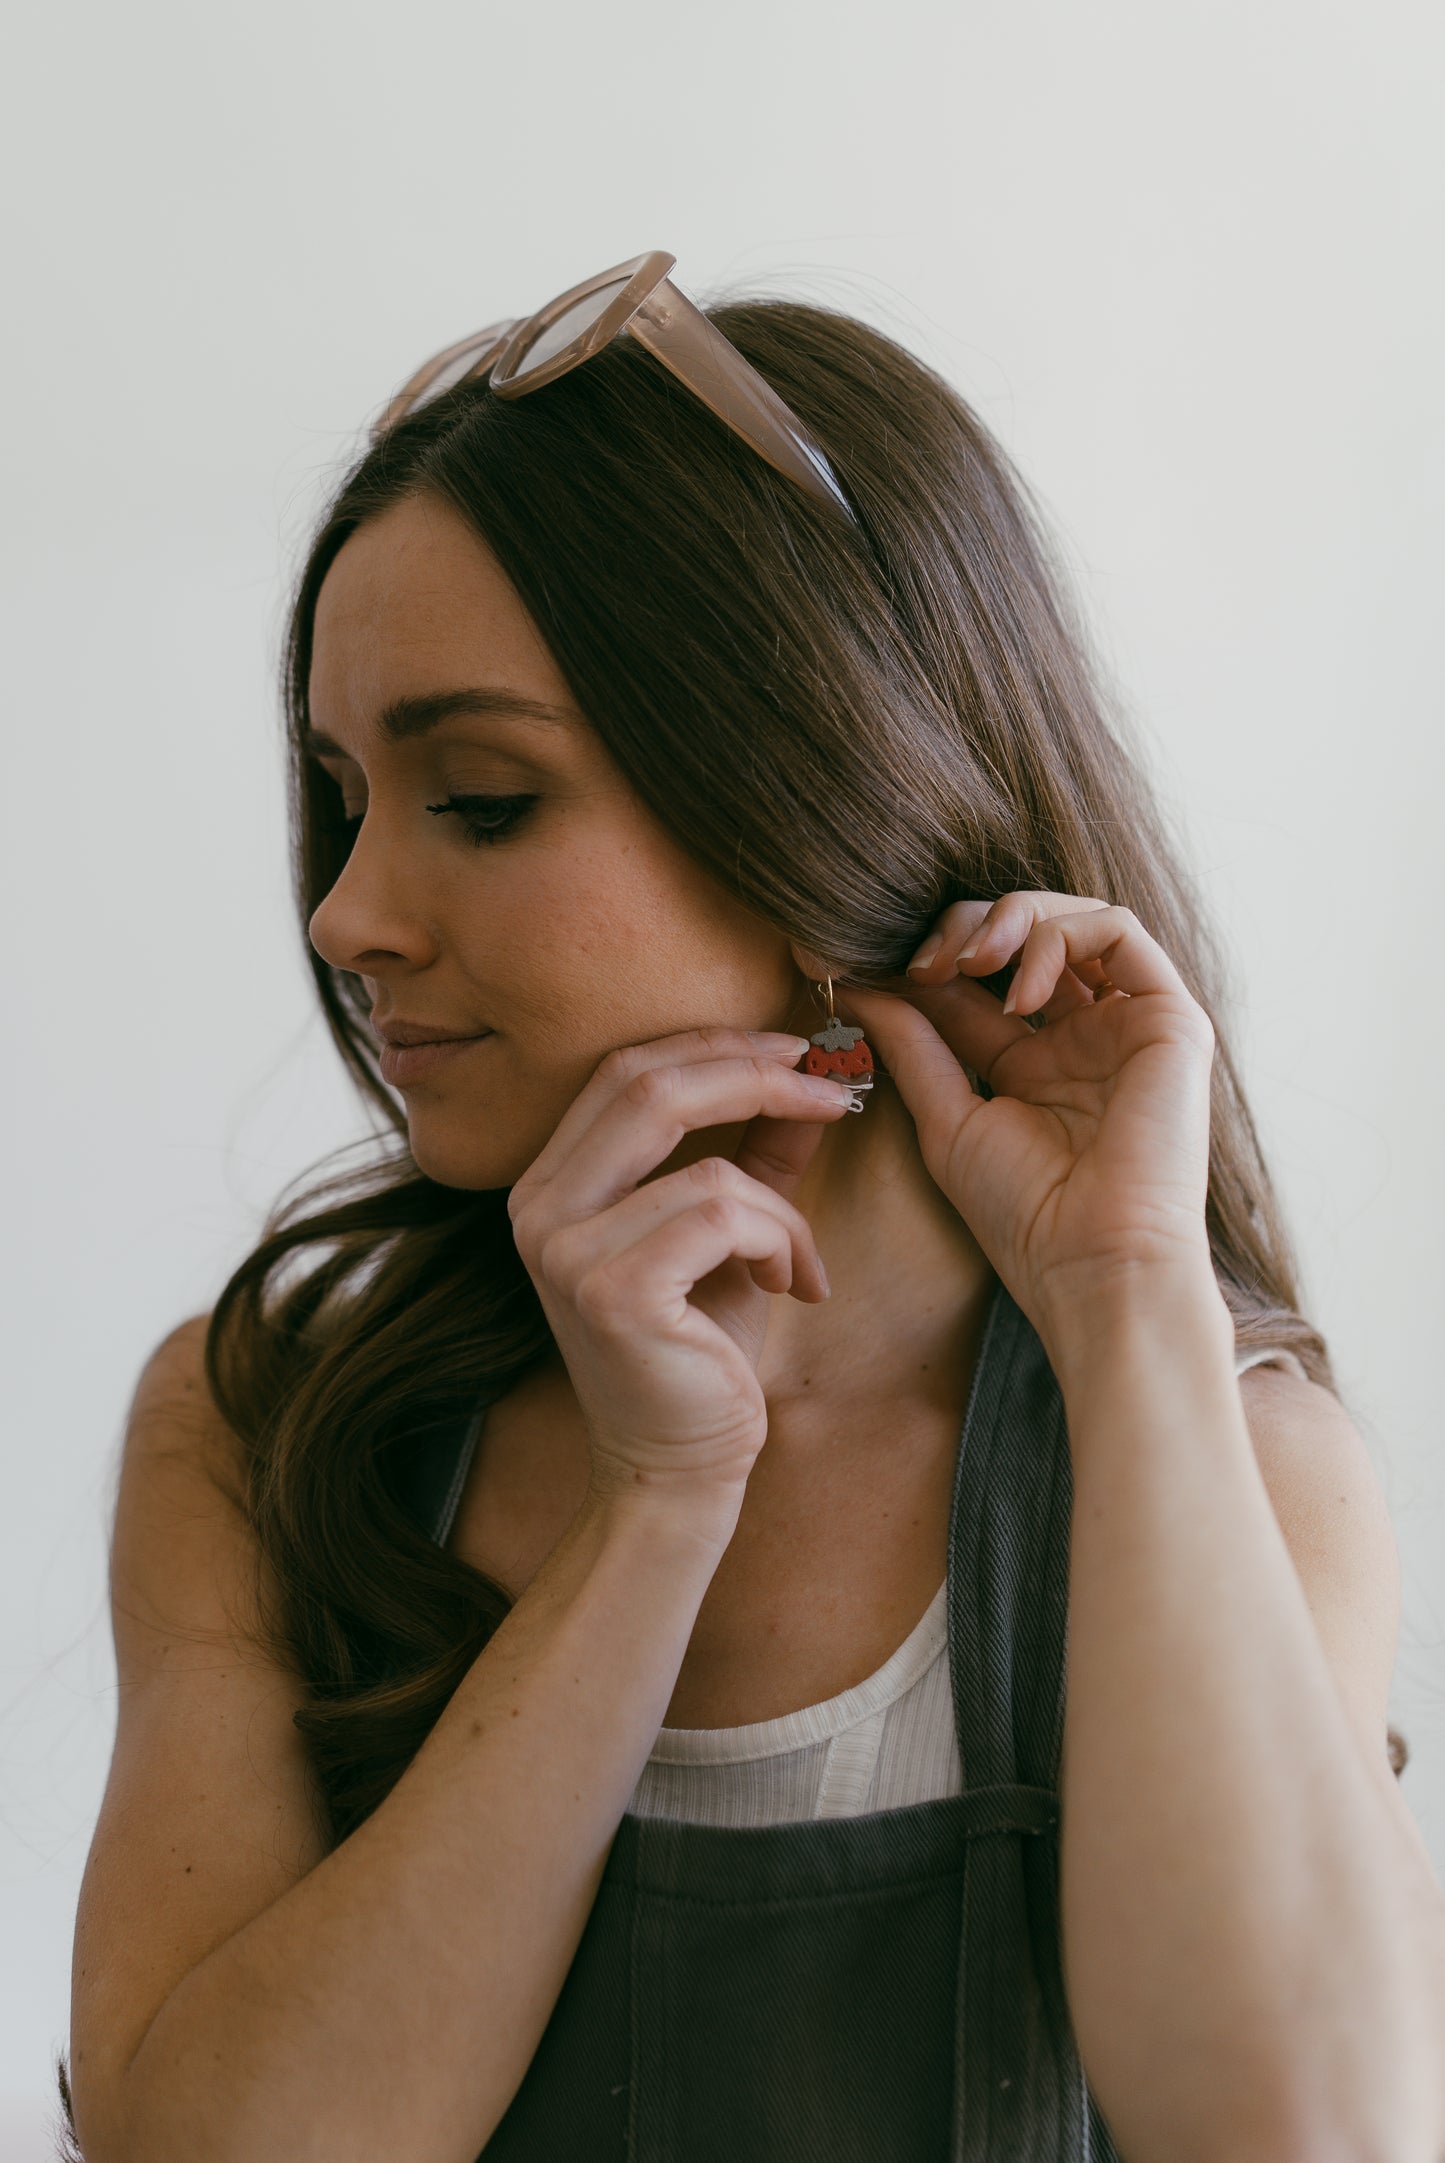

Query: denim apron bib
[[404, 1278, 1123, 2160]]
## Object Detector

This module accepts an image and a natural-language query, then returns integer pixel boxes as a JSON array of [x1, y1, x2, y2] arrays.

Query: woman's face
[[306, 491, 810, 1190]]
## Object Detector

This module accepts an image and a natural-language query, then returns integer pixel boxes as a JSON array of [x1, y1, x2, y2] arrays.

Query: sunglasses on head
[[370, 249, 857, 526]]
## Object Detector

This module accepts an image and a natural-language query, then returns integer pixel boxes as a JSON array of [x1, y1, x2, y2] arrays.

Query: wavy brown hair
[[54, 289, 1408, 2156]]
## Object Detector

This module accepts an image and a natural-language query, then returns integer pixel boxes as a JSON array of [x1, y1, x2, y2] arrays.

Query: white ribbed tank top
[[625, 1343, 1308, 1827]]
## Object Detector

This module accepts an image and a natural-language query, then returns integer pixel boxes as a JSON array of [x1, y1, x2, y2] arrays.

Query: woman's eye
[[333, 793, 538, 849], [425, 793, 538, 847]]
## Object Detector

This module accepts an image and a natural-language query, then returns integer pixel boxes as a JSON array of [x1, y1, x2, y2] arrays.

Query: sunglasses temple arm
[[626, 287, 857, 523]]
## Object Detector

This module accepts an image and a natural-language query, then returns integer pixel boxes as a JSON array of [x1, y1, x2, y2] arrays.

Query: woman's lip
[[379, 1032, 494, 1086]]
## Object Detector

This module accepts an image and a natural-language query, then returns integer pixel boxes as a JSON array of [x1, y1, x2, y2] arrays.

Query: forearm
[[1043, 1268, 1443, 2163], [118, 1487, 735, 2163]]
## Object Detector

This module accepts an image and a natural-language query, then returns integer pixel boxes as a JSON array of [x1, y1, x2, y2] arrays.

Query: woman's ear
[[789, 940, 831, 982]]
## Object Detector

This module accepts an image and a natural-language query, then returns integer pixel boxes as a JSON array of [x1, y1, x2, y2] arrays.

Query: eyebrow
[[302, 686, 576, 758]]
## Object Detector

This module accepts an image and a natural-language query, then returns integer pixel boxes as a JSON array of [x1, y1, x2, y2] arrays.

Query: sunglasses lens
[[508, 278, 634, 382], [404, 327, 510, 416]]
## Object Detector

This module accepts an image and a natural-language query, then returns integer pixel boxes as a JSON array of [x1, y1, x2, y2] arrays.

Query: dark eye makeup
[[333, 792, 538, 849], [425, 792, 538, 847]]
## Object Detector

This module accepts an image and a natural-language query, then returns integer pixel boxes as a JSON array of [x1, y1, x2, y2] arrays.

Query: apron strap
[[945, 1286, 1120, 2159], [951, 1782, 1059, 1839]]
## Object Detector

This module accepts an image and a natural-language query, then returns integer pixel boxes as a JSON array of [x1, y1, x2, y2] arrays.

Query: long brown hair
[[55, 286, 1406, 2159]]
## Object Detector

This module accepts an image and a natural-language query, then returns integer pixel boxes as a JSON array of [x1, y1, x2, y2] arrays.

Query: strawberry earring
[[798, 974, 876, 1111]]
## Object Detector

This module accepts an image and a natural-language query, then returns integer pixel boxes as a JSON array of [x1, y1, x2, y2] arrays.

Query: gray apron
[[405, 1277, 1123, 2159]]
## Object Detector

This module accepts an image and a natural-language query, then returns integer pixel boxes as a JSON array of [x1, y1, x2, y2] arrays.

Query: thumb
[[729, 1100, 831, 1206]]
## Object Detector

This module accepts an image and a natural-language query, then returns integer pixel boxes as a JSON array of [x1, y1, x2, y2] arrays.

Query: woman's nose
[[307, 824, 439, 975]]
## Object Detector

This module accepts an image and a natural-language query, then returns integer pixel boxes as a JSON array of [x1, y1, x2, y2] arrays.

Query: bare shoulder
[[106, 1312, 273, 1660], [1236, 1359, 1442, 1879], [1235, 1358, 1398, 1669], [70, 1312, 329, 2154], [1235, 1357, 1395, 1576]]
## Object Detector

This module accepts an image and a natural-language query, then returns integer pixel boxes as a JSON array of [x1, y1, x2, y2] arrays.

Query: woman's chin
[[404, 1115, 531, 1194]]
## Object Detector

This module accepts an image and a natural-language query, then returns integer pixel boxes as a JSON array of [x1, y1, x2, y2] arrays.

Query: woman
[[60, 255, 1443, 2160]]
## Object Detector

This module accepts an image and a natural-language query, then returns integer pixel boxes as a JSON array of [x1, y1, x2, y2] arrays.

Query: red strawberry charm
[[800, 1013, 875, 1108]]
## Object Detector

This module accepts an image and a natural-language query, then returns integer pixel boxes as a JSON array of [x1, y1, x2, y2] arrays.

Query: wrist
[[581, 1472, 745, 1562], [1036, 1250, 1233, 1395]]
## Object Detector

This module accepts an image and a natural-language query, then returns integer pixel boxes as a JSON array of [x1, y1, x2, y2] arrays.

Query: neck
[[674, 1062, 995, 1418], [763, 1067, 995, 1404]]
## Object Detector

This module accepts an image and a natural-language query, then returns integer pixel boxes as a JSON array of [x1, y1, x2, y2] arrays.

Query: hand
[[837, 892, 1220, 1347], [507, 1027, 856, 1524]]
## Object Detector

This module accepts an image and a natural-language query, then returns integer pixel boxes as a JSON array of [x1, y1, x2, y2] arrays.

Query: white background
[[3, 0, 1442, 2151]]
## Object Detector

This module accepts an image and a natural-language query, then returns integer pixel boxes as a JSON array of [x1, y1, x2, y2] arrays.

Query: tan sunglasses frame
[[370, 250, 856, 524]]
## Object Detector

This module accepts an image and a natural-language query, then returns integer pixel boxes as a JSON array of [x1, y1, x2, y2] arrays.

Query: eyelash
[[336, 792, 537, 849], [426, 792, 537, 847]]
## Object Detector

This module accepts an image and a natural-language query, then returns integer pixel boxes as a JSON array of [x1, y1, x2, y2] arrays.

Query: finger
[[540, 1156, 829, 1303], [1001, 904, 1192, 1016], [515, 1027, 814, 1193], [852, 952, 1105, 1090], [574, 1194, 812, 1328], [903, 891, 1110, 984], [851, 970, 1032, 1081], [729, 1098, 835, 1210], [929, 891, 1187, 1013], [527, 1056, 856, 1225], [903, 898, 997, 981], [1034, 966, 1099, 1023], [835, 985, 986, 1173], [909, 891, 1187, 1027]]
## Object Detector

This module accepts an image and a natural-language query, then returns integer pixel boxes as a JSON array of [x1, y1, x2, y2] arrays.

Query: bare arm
[[124, 1488, 729, 2163], [72, 1323, 737, 2163], [1046, 1269, 1445, 2163], [78, 1032, 840, 2161]]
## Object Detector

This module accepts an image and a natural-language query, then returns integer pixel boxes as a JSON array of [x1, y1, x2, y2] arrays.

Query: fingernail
[[906, 933, 943, 974], [956, 931, 984, 961], [826, 1082, 868, 1112], [751, 1032, 813, 1055], [818, 1259, 832, 1297]]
